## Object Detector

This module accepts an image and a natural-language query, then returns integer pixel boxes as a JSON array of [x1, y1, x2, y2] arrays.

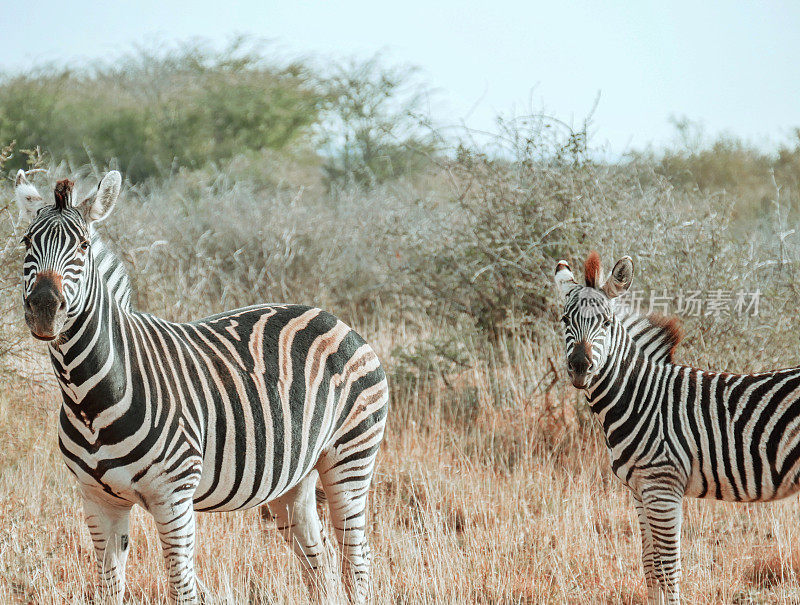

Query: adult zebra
[[555, 251, 800, 604], [15, 171, 389, 604]]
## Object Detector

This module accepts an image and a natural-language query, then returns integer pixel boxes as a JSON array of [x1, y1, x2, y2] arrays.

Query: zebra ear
[[14, 169, 46, 225], [79, 171, 122, 224], [555, 260, 580, 301], [602, 256, 634, 299]]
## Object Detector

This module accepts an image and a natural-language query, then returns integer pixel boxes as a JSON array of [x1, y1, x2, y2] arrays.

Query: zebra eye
[[79, 240, 90, 252], [20, 236, 31, 249], [602, 318, 612, 328]]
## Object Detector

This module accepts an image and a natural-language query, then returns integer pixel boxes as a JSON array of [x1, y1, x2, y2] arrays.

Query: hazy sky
[[3, 1, 800, 155]]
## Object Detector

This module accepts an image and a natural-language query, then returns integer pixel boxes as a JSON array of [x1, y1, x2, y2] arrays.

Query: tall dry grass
[[3, 119, 800, 602], [4, 330, 800, 603]]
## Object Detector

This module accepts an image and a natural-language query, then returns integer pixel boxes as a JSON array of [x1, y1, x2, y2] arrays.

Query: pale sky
[[2, 1, 800, 156]]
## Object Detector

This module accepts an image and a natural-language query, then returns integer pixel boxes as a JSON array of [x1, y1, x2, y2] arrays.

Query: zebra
[[555, 250, 800, 604], [15, 171, 389, 604]]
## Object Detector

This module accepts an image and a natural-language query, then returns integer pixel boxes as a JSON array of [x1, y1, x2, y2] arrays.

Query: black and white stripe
[[17, 172, 388, 604], [556, 252, 800, 604]]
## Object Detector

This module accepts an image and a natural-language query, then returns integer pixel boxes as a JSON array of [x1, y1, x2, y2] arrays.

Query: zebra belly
[[192, 450, 322, 513], [190, 388, 338, 513], [184, 305, 365, 512], [59, 417, 205, 510], [60, 413, 321, 513], [685, 474, 800, 502], [683, 445, 800, 502]]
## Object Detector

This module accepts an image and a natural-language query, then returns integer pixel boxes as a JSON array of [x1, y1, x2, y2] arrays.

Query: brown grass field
[[3, 68, 800, 603], [3, 323, 800, 605]]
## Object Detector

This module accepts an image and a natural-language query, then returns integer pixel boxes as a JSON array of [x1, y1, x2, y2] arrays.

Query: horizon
[[2, 2, 800, 157]]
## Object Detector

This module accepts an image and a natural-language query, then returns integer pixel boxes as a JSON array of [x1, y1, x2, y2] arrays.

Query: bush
[[388, 115, 800, 375], [0, 40, 322, 182], [5, 80, 800, 385], [633, 117, 800, 226], [0, 143, 45, 368]]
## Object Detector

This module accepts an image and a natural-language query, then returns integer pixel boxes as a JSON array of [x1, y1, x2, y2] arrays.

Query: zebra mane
[[91, 233, 134, 311], [617, 307, 684, 364], [54, 179, 74, 211]]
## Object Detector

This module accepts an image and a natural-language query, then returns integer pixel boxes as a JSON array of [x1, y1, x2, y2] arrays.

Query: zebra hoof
[[197, 579, 214, 605]]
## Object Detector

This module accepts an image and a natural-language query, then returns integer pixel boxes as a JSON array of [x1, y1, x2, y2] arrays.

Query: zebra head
[[554, 251, 634, 389], [16, 171, 121, 342]]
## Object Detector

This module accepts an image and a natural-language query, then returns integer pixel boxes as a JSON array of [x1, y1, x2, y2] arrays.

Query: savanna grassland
[[4, 42, 800, 603]]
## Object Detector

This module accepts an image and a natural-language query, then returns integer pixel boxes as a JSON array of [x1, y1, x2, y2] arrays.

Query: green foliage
[[5, 46, 800, 381], [0, 40, 322, 181]]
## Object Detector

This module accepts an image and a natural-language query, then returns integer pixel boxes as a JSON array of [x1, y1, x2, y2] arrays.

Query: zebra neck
[[49, 258, 131, 425], [89, 230, 133, 310], [585, 327, 670, 424]]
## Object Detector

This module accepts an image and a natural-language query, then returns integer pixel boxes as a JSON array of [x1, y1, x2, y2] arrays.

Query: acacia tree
[[316, 55, 436, 188]]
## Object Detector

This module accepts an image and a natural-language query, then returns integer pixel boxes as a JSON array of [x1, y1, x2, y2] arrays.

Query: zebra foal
[[555, 250, 800, 604], [15, 171, 389, 604]]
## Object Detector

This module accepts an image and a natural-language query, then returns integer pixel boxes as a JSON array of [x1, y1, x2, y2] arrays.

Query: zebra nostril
[[568, 355, 591, 375], [58, 300, 66, 311]]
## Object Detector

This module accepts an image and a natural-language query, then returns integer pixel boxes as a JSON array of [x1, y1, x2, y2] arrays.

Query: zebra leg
[[640, 487, 684, 604], [632, 492, 661, 603], [318, 442, 381, 604], [82, 496, 133, 605], [264, 470, 337, 602], [150, 500, 201, 604]]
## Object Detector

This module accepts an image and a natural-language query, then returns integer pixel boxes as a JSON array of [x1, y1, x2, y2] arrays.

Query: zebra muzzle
[[567, 341, 594, 388], [24, 273, 67, 341]]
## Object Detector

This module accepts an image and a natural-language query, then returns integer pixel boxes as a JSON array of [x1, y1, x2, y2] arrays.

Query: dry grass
[[4, 109, 800, 604], [4, 324, 800, 605]]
